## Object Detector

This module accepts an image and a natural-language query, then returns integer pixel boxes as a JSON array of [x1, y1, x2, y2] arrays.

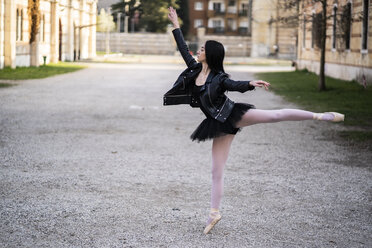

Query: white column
[[88, 1, 96, 58], [124, 16, 128, 33], [66, 0, 74, 61], [4, 0, 16, 68], [0, 0, 5, 68], [50, 0, 59, 63]]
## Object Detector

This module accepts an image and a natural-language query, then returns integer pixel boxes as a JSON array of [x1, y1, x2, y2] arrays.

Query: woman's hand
[[168, 7, 180, 29], [250, 80, 271, 90]]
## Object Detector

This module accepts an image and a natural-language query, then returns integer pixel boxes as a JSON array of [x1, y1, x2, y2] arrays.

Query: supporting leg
[[204, 134, 234, 234], [210, 134, 235, 210]]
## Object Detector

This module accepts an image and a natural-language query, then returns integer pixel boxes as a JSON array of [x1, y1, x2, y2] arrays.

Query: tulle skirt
[[190, 103, 255, 142]]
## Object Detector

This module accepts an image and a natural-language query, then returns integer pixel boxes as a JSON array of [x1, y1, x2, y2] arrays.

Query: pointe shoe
[[313, 112, 345, 122], [328, 112, 345, 122], [203, 208, 222, 234]]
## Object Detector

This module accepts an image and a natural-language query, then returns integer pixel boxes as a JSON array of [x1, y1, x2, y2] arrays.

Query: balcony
[[214, 9, 225, 16], [238, 27, 249, 35], [239, 9, 248, 16], [227, 7, 238, 14], [213, 27, 225, 34], [208, 9, 225, 18]]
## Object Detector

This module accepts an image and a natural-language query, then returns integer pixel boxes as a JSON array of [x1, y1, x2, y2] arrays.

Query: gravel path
[[0, 63, 371, 248]]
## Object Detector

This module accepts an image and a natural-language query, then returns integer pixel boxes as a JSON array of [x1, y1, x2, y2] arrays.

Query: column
[[66, 0, 74, 61], [0, 0, 5, 68], [117, 12, 121, 32], [4, 0, 16, 68], [88, 0, 96, 58], [50, 0, 59, 63]]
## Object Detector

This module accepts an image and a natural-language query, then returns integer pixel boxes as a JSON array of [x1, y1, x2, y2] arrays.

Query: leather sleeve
[[221, 76, 255, 93], [172, 28, 197, 68]]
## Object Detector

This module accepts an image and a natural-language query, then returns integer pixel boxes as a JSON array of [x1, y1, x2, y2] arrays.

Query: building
[[188, 0, 253, 36], [188, 0, 297, 59], [250, 0, 298, 59], [0, 0, 97, 69], [297, 0, 372, 84]]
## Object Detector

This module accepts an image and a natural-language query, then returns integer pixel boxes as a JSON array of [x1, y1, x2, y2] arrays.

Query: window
[[228, 0, 236, 6], [213, 19, 222, 27], [311, 13, 315, 48], [20, 9, 23, 41], [303, 14, 306, 48], [42, 14, 46, 42], [227, 18, 236, 31], [195, 2, 203, 11], [362, 0, 369, 51], [344, 2, 352, 50], [194, 19, 203, 28], [16, 9, 19, 41], [241, 3, 249, 11], [332, 5, 337, 50], [213, 3, 222, 11]]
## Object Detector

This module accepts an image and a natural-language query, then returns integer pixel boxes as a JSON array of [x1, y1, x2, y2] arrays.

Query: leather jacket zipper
[[208, 84, 217, 109]]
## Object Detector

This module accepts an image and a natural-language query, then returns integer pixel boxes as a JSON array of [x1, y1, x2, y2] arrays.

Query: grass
[[256, 70, 372, 145], [0, 62, 86, 80]]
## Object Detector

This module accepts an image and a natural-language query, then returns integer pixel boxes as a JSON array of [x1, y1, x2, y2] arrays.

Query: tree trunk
[[30, 34, 39, 67], [318, 0, 327, 91]]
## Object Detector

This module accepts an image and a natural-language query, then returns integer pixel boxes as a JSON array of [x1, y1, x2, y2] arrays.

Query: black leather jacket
[[163, 28, 255, 123]]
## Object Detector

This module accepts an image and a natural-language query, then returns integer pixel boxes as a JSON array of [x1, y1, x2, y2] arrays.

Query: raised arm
[[168, 7, 197, 68]]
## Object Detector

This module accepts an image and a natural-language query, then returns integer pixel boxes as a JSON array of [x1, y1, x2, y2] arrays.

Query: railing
[[213, 27, 225, 34], [239, 10, 248, 16], [238, 27, 249, 35], [214, 9, 225, 15]]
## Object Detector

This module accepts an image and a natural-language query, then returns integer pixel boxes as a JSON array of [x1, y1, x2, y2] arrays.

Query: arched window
[[362, 0, 369, 51], [332, 5, 338, 50]]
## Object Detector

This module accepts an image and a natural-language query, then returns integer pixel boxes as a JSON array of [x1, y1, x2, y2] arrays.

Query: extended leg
[[236, 108, 341, 128]]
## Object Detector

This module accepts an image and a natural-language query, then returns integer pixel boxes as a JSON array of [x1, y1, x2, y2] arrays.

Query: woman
[[165, 7, 344, 234]]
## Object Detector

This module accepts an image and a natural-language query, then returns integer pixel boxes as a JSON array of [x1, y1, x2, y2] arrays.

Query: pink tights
[[207, 108, 333, 223]]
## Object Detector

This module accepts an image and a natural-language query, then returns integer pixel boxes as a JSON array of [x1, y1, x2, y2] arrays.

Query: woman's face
[[196, 44, 206, 62]]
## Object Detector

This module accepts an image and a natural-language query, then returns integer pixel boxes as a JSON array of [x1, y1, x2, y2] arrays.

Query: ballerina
[[164, 7, 344, 234]]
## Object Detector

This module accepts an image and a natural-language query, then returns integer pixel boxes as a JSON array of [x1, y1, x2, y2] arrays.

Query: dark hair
[[205, 40, 225, 74]]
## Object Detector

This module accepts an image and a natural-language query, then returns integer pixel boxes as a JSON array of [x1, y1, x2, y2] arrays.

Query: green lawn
[[0, 62, 86, 81], [256, 70, 372, 144]]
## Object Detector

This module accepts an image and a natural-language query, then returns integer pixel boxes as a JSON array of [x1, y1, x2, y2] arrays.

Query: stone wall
[[196, 27, 251, 57], [96, 32, 176, 55]]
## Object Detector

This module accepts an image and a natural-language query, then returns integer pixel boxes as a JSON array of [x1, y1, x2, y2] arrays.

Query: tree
[[176, 0, 189, 37], [111, 0, 141, 32], [28, 0, 41, 66], [97, 9, 116, 54], [139, 0, 179, 33], [275, 0, 363, 91]]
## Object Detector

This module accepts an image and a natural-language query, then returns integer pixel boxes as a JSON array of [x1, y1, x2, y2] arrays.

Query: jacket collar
[[206, 70, 217, 84]]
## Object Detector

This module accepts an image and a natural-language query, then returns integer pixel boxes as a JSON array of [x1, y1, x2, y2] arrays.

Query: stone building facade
[[297, 0, 372, 84], [0, 0, 97, 69]]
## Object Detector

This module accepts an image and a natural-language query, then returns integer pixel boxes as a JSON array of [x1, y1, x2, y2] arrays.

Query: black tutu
[[190, 103, 255, 142]]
